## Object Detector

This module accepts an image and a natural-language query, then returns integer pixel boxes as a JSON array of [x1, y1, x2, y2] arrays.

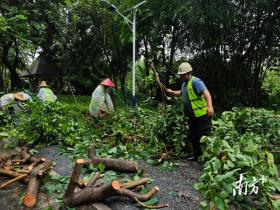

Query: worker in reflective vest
[[166, 62, 214, 161], [37, 81, 57, 102]]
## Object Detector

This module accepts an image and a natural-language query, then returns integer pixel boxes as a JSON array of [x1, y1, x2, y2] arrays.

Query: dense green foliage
[[195, 108, 280, 210], [4, 102, 88, 146], [1, 1, 280, 209], [262, 67, 280, 110], [1, 96, 280, 209], [0, 96, 189, 157], [1, 0, 279, 108], [152, 102, 189, 154]]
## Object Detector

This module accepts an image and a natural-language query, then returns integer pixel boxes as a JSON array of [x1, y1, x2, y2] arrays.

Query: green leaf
[[140, 188, 149, 194], [222, 182, 233, 194], [266, 151, 275, 165], [199, 201, 208, 209], [272, 200, 280, 209], [194, 183, 206, 191], [144, 197, 158, 205], [214, 196, 227, 210], [133, 174, 140, 181], [211, 158, 221, 171], [98, 163, 105, 172]]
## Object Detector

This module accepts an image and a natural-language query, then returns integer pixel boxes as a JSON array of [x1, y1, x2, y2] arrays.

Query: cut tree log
[[87, 148, 138, 172], [64, 158, 163, 208], [22, 160, 53, 207], [65, 180, 163, 207], [0, 168, 29, 183], [64, 159, 85, 201]]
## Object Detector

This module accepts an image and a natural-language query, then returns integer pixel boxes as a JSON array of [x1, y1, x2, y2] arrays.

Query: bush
[[3, 101, 89, 147], [262, 67, 280, 110], [151, 100, 190, 155], [195, 107, 280, 210]]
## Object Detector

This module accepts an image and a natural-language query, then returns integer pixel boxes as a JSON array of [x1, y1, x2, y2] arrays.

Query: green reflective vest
[[45, 88, 55, 101], [38, 87, 57, 102], [184, 76, 207, 117]]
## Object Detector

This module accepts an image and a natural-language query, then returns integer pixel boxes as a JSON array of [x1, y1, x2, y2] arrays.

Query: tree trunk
[[168, 20, 178, 69], [1, 43, 22, 90], [9, 67, 22, 90], [0, 65, 4, 91]]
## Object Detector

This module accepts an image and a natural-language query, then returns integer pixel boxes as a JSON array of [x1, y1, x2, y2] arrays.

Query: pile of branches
[[0, 146, 169, 209], [0, 147, 53, 207], [63, 148, 169, 209]]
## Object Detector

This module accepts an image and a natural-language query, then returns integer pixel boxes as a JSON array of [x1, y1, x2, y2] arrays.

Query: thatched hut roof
[[21, 57, 57, 77]]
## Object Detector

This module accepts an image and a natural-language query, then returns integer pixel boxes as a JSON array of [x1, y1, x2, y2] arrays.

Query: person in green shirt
[[37, 81, 57, 102]]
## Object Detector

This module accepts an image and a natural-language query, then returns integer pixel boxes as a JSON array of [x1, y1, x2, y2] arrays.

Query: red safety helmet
[[100, 78, 115, 88]]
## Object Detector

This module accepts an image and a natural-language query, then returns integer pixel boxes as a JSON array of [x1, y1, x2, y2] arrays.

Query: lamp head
[[99, 0, 116, 12]]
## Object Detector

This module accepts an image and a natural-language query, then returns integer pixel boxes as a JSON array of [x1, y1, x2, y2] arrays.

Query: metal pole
[[132, 9, 136, 110], [99, 0, 146, 110]]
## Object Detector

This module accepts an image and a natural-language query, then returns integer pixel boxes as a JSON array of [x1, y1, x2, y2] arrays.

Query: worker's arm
[[166, 88, 182, 97], [203, 90, 214, 117]]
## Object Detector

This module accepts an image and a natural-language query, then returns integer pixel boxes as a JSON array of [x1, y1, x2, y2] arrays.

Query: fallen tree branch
[[21, 148, 45, 165], [15, 169, 31, 174], [87, 148, 138, 172], [11, 159, 25, 163], [0, 168, 29, 183], [135, 198, 169, 209], [118, 186, 159, 202], [86, 172, 100, 188], [0, 173, 28, 189], [0, 160, 11, 170], [64, 159, 161, 208], [120, 178, 149, 189], [76, 179, 86, 188], [270, 151, 280, 153], [65, 179, 161, 207]]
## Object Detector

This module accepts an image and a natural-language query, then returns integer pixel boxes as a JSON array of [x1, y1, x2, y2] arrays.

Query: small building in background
[[21, 56, 58, 93]]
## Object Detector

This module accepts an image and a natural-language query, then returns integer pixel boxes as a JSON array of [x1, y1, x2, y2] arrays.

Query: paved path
[[0, 145, 203, 210]]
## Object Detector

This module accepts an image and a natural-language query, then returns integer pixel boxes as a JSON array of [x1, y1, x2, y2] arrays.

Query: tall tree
[[0, 1, 31, 90], [187, 0, 280, 106]]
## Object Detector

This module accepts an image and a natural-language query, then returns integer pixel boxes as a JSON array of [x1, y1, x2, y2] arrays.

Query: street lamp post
[[100, 0, 146, 110]]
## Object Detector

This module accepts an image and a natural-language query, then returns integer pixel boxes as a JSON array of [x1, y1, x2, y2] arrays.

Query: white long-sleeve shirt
[[0, 94, 15, 108]]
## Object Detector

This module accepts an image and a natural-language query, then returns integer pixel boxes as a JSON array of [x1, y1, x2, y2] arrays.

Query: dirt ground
[[0, 145, 203, 210]]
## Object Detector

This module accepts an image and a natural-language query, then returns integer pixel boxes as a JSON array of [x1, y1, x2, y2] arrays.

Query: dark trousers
[[188, 115, 212, 159]]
